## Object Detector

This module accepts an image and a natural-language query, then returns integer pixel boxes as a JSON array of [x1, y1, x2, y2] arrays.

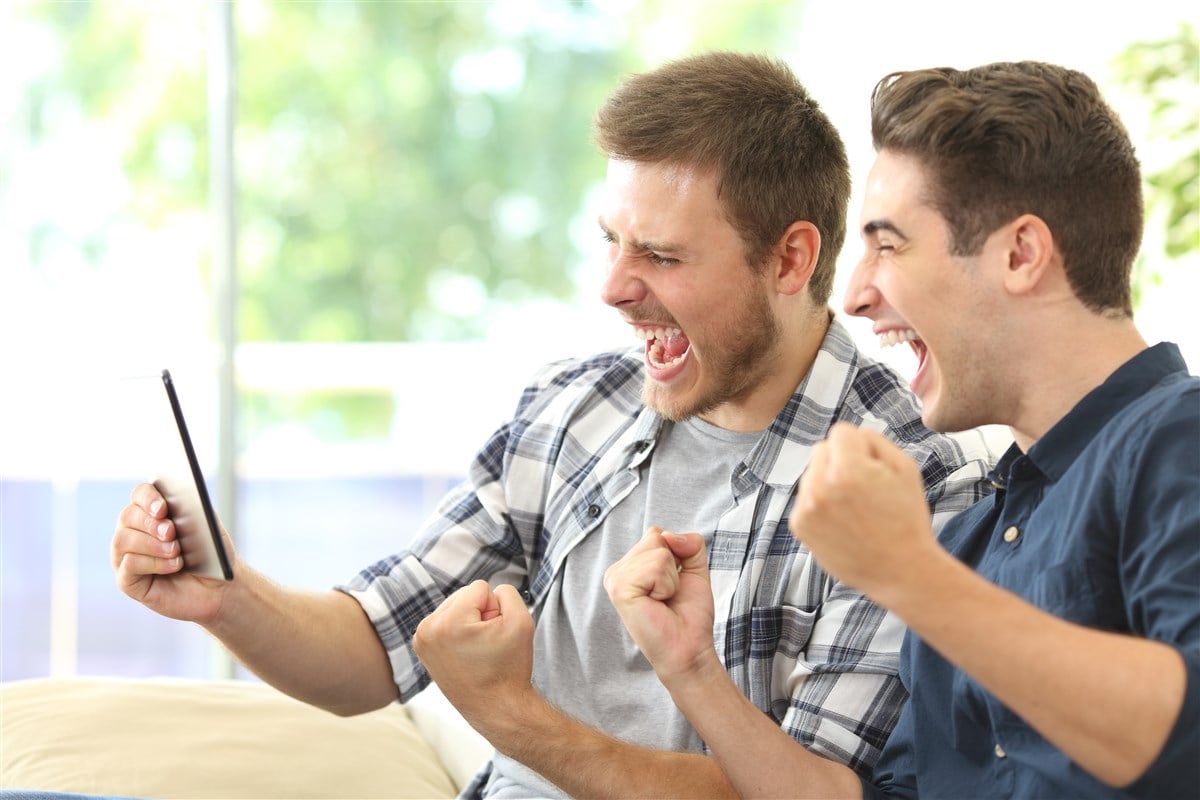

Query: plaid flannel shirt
[[339, 318, 994, 789]]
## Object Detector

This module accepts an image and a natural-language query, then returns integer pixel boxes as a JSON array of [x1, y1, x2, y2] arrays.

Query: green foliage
[[23, 0, 805, 347], [1112, 22, 1199, 306], [242, 388, 395, 441], [232, 1, 633, 343], [13, 0, 804, 441], [29, 0, 630, 343]]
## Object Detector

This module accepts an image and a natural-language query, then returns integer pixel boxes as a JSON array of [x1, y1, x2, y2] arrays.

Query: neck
[[700, 308, 831, 433], [1007, 312, 1147, 452]]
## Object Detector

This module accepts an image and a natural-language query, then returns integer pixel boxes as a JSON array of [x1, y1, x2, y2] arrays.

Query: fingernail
[[167, 556, 182, 570], [157, 521, 170, 540], [150, 500, 163, 515]]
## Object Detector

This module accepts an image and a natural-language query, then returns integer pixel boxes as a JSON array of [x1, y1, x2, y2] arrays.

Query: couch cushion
[[0, 676, 458, 799], [403, 683, 491, 791]]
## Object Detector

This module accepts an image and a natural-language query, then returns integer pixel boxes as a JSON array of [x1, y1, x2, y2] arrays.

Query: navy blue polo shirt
[[865, 343, 1200, 798]]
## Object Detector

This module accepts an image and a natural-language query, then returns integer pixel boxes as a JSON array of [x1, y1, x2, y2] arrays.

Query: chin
[[642, 381, 717, 423], [922, 404, 982, 435]]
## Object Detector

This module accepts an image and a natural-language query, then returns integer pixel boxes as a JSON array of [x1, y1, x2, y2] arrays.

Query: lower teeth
[[650, 341, 683, 368]]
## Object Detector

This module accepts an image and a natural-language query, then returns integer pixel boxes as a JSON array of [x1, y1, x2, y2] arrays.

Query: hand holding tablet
[[124, 369, 233, 581]]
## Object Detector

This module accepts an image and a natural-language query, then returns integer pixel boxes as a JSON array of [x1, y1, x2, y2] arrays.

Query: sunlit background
[[1, 0, 1196, 680]]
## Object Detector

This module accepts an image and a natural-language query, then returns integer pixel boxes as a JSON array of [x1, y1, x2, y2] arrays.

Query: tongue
[[664, 332, 690, 357]]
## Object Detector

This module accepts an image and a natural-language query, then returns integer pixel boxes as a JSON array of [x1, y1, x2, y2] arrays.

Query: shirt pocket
[[1025, 560, 1100, 624], [748, 604, 818, 720]]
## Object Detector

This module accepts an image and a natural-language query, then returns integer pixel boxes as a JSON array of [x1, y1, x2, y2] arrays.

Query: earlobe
[[1003, 214, 1055, 296], [776, 221, 821, 296]]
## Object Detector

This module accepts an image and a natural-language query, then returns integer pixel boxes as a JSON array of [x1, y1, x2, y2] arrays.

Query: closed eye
[[601, 230, 679, 266]]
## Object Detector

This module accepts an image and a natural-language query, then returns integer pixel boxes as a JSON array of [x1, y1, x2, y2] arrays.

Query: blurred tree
[[1112, 21, 1199, 306], [18, 0, 802, 439], [233, 0, 630, 343], [26, 0, 803, 344], [24, 1, 1191, 435]]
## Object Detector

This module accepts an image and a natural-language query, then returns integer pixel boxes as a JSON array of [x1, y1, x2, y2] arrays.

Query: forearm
[[665, 655, 863, 799], [479, 689, 737, 799], [205, 565, 399, 715], [410, 581, 725, 797], [887, 550, 1187, 787]]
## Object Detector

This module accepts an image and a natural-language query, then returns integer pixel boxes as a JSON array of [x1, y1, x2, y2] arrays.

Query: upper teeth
[[879, 329, 918, 348], [635, 326, 682, 342]]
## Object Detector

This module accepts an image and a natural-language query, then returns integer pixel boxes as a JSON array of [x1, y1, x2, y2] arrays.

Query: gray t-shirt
[[485, 417, 761, 798]]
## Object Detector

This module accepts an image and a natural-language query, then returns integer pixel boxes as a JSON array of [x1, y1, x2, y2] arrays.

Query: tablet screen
[[123, 370, 233, 581]]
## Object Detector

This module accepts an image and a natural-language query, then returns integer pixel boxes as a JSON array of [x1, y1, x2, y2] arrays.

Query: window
[[1, 0, 1193, 681]]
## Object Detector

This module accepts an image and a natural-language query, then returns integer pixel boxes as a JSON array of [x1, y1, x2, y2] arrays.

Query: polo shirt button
[[994, 743, 1007, 758], [1002, 526, 1020, 543], [588, 504, 601, 518]]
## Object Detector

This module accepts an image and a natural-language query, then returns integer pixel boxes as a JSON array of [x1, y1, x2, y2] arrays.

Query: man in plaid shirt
[[113, 53, 993, 798]]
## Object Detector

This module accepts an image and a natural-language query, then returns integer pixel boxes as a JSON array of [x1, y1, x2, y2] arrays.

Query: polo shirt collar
[[1025, 342, 1187, 482]]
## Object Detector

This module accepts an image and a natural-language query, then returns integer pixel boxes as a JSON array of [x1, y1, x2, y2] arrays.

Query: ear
[[773, 221, 821, 296], [1001, 214, 1056, 297]]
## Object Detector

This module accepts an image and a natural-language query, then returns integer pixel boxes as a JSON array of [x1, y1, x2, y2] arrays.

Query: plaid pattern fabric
[[339, 318, 994, 787]]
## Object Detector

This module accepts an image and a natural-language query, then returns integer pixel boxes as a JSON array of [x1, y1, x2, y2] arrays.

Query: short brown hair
[[594, 52, 850, 305], [870, 61, 1143, 317]]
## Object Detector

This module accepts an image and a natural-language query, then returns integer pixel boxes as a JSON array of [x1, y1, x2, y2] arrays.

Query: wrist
[[461, 681, 547, 752], [203, 563, 260, 636], [871, 542, 964, 620], [663, 649, 729, 710]]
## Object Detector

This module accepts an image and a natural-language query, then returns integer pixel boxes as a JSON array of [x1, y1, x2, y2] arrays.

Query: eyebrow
[[862, 219, 909, 240], [597, 218, 687, 255]]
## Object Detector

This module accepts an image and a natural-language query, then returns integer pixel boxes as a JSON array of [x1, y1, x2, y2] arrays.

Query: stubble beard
[[642, 284, 781, 423]]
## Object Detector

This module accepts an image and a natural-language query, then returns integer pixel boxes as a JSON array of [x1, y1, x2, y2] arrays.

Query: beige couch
[[0, 676, 492, 799]]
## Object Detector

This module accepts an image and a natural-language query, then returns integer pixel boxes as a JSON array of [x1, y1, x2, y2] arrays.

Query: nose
[[600, 251, 647, 309], [842, 255, 882, 318]]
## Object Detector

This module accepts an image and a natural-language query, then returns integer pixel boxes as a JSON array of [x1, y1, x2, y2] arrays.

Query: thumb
[[454, 579, 499, 622], [479, 582, 502, 621], [492, 584, 530, 621], [662, 532, 707, 576]]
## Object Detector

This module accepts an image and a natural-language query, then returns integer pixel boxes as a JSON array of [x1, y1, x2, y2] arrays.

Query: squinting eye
[[647, 252, 678, 266], [601, 231, 616, 244]]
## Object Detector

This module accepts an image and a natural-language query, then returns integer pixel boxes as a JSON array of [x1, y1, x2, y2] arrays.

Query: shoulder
[[1092, 371, 1198, 468], [1087, 346, 1199, 457], [511, 347, 646, 423], [523, 347, 643, 389], [1125, 371, 1198, 430], [1106, 373, 1199, 492]]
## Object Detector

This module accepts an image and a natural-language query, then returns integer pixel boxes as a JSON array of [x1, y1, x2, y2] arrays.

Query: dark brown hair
[[594, 52, 850, 305], [871, 61, 1143, 316]]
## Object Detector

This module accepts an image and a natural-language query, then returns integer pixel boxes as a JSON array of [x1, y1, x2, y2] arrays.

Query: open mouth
[[635, 325, 691, 371], [880, 328, 929, 390]]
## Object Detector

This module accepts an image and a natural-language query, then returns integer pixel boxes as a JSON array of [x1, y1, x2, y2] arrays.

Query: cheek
[[877, 259, 939, 309], [874, 271, 907, 309], [653, 278, 706, 318]]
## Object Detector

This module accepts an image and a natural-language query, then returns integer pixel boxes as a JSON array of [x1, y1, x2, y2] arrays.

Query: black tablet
[[128, 369, 234, 580]]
